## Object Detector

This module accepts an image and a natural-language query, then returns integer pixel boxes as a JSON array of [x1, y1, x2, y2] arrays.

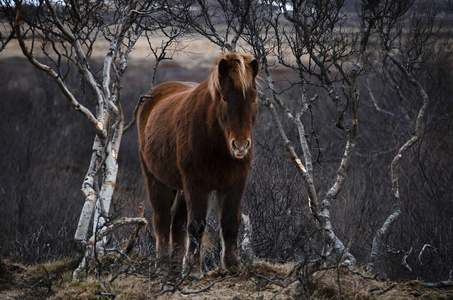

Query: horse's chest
[[180, 147, 251, 190]]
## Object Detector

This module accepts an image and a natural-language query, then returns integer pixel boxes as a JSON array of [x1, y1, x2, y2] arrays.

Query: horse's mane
[[208, 52, 256, 100]]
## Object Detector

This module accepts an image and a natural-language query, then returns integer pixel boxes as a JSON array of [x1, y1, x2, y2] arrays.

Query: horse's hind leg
[[217, 185, 245, 273], [142, 166, 175, 269], [170, 190, 187, 273]]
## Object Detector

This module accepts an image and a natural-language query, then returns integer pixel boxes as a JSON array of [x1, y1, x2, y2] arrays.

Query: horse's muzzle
[[231, 138, 251, 159]]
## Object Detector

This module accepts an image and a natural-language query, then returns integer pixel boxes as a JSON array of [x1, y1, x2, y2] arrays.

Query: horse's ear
[[218, 58, 229, 78], [250, 59, 259, 78]]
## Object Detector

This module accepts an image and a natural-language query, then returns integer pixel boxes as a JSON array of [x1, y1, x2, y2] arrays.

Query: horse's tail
[[137, 91, 157, 149]]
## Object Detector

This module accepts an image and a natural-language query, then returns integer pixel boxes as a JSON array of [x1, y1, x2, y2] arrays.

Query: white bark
[[13, 1, 106, 245], [402, 247, 413, 272], [92, 135, 120, 236], [92, 118, 124, 244], [366, 52, 430, 273], [241, 214, 256, 264], [259, 89, 353, 263], [74, 137, 103, 244]]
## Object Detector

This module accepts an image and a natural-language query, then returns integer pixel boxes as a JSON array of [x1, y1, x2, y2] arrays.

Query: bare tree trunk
[[365, 0, 434, 272], [366, 55, 430, 272], [75, 136, 104, 244], [72, 0, 138, 248], [241, 214, 256, 264], [92, 120, 124, 253]]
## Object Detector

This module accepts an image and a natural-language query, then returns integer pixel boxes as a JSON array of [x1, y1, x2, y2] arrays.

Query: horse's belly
[[144, 144, 183, 189]]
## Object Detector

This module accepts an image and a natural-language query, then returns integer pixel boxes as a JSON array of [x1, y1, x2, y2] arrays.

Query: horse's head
[[210, 53, 259, 159]]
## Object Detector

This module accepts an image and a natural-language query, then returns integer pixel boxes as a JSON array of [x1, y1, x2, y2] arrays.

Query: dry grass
[[2, 256, 453, 299], [1, 30, 222, 69]]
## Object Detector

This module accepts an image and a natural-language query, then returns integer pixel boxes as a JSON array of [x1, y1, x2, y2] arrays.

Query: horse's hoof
[[223, 256, 242, 274]]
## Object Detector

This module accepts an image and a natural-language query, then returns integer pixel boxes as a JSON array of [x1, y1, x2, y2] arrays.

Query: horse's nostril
[[246, 139, 251, 149], [231, 139, 238, 150]]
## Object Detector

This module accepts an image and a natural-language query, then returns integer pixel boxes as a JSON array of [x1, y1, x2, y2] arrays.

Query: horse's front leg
[[183, 184, 209, 278], [217, 184, 245, 273]]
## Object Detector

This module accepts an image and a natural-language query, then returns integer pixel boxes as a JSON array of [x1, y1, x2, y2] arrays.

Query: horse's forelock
[[209, 53, 255, 100]]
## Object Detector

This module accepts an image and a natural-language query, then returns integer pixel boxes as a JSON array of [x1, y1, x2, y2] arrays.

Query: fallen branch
[[154, 264, 194, 296], [422, 280, 453, 288], [345, 266, 376, 280], [377, 283, 397, 296], [72, 217, 148, 281], [20, 266, 56, 299], [125, 203, 147, 254], [107, 248, 133, 283]]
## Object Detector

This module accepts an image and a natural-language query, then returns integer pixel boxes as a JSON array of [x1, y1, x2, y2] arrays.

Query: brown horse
[[137, 52, 259, 276]]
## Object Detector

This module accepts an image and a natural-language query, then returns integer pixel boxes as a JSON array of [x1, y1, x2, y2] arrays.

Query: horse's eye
[[222, 97, 227, 103]]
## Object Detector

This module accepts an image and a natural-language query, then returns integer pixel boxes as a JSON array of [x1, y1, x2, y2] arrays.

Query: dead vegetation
[[1, 256, 453, 299]]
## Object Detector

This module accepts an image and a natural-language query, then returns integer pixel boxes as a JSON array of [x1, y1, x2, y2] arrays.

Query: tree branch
[[13, 0, 103, 136]]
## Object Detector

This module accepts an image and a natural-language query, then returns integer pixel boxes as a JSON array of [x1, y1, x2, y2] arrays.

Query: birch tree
[[365, 0, 438, 273], [246, 0, 373, 264], [6, 0, 184, 278]]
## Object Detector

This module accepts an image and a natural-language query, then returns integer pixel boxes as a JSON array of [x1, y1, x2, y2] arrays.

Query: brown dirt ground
[[1, 257, 453, 299]]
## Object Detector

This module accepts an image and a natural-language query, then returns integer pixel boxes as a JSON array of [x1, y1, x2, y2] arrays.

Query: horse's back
[[153, 81, 198, 101], [137, 81, 198, 144]]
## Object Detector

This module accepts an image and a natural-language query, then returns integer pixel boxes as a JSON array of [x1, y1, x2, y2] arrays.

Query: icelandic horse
[[137, 52, 259, 277]]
